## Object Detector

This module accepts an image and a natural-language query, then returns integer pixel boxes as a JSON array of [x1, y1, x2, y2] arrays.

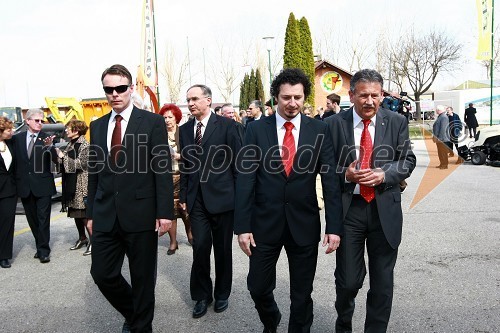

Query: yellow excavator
[[44, 97, 112, 139]]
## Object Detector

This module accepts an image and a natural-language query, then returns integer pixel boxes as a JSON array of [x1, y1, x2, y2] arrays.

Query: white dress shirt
[[0, 143, 12, 170], [275, 111, 301, 155], [26, 130, 38, 151], [107, 103, 133, 152], [352, 108, 376, 194], [193, 114, 210, 141]]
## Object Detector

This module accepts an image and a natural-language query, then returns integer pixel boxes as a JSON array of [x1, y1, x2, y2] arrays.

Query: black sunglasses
[[103, 85, 130, 94]]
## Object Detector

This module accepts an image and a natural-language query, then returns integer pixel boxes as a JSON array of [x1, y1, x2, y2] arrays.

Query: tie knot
[[284, 122, 294, 131], [115, 114, 123, 123], [197, 122, 203, 129], [30, 134, 35, 138], [362, 119, 371, 128]]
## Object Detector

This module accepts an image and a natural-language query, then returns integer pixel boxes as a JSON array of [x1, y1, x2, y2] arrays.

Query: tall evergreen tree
[[255, 68, 265, 102], [283, 12, 302, 68], [248, 69, 257, 103], [239, 73, 250, 110], [299, 17, 315, 108]]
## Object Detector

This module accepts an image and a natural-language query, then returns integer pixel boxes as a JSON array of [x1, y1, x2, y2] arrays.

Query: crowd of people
[[0, 65, 418, 333]]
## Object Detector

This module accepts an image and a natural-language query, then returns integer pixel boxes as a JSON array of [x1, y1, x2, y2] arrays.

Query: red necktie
[[359, 119, 375, 202], [111, 114, 123, 163], [282, 121, 296, 176]]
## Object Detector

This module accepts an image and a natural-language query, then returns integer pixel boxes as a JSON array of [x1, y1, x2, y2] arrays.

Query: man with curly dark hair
[[235, 68, 342, 333]]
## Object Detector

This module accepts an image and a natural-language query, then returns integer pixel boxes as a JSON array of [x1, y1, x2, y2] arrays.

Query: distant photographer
[[382, 91, 411, 123]]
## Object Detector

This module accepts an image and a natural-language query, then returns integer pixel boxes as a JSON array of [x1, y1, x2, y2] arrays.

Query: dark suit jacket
[[325, 107, 416, 249], [178, 113, 242, 215], [315, 110, 335, 121], [86, 107, 174, 232], [0, 140, 16, 199], [12, 131, 56, 198], [234, 114, 343, 247]]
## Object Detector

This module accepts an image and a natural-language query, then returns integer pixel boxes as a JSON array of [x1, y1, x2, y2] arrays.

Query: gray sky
[[0, 0, 493, 108]]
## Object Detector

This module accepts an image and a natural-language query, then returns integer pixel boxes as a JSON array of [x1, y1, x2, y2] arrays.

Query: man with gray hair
[[179, 84, 242, 319], [248, 100, 264, 121], [326, 68, 415, 332], [433, 105, 451, 169], [12, 109, 56, 263]]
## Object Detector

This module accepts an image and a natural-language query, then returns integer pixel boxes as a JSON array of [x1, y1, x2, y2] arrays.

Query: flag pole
[[151, 0, 160, 108], [490, 0, 495, 126]]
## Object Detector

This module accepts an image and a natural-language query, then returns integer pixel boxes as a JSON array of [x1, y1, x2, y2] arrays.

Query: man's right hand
[[238, 233, 256, 257]]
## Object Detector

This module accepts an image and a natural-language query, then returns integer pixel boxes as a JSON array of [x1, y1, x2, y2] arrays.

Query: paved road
[[1, 139, 499, 333]]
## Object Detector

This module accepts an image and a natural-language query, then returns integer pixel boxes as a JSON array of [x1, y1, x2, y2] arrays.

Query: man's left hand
[[156, 219, 173, 237], [323, 234, 341, 254], [358, 168, 385, 188]]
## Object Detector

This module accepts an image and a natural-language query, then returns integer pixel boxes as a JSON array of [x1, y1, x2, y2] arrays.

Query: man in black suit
[[179, 84, 241, 319], [86, 64, 174, 333], [234, 68, 343, 333], [325, 69, 416, 333], [12, 108, 56, 263]]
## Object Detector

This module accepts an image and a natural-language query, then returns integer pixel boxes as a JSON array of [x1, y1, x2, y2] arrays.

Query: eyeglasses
[[103, 85, 130, 94], [29, 119, 43, 123]]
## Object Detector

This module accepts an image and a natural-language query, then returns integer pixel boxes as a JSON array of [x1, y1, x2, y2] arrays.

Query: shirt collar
[[352, 107, 376, 128], [276, 110, 301, 130], [111, 102, 133, 122], [194, 113, 211, 128], [26, 130, 38, 138]]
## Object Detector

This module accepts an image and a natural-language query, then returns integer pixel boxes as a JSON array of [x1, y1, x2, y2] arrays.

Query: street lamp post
[[262, 36, 275, 111]]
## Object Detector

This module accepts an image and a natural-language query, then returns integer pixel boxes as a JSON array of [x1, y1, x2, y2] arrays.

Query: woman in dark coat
[[0, 117, 16, 268], [464, 103, 479, 138]]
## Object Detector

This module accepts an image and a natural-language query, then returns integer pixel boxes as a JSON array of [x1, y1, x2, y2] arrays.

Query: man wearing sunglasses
[[86, 64, 174, 333], [12, 108, 56, 264]]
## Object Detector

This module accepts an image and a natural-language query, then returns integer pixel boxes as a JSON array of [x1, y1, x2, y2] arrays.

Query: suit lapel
[[288, 114, 310, 179], [341, 108, 357, 164], [373, 109, 388, 150], [263, 115, 284, 178], [19, 132, 29, 161], [264, 114, 279, 148], [100, 113, 112, 156], [121, 107, 143, 164], [201, 113, 217, 147], [184, 118, 195, 146]]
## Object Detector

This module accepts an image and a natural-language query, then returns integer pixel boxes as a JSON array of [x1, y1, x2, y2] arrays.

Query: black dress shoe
[[192, 298, 213, 318], [0, 259, 11, 268], [263, 311, 281, 333], [214, 299, 229, 313], [122, 320, 131, 333], [167, 244, 178, 255], [83, 244, 92, 256], [39, 256, 50, 263], [34, 253, 39, 259], [70, 238, 89, 250]]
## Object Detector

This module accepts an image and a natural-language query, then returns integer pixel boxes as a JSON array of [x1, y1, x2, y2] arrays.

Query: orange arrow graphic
[[409, 127, 464, 209]]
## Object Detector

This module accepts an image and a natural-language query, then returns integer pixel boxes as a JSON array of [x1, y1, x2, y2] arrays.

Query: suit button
[[115, 192, 119, 196]]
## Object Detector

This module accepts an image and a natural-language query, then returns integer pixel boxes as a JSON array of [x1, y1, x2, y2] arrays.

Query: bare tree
[[208, 41, 241, 103], [160, 43, 189, 103], [390, 29, 461, 119], [314, 28, 341, 65], [340, 31, 375, 73]]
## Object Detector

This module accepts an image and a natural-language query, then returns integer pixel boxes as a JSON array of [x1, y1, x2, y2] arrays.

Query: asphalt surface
[[1, 139, 499, 333]]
